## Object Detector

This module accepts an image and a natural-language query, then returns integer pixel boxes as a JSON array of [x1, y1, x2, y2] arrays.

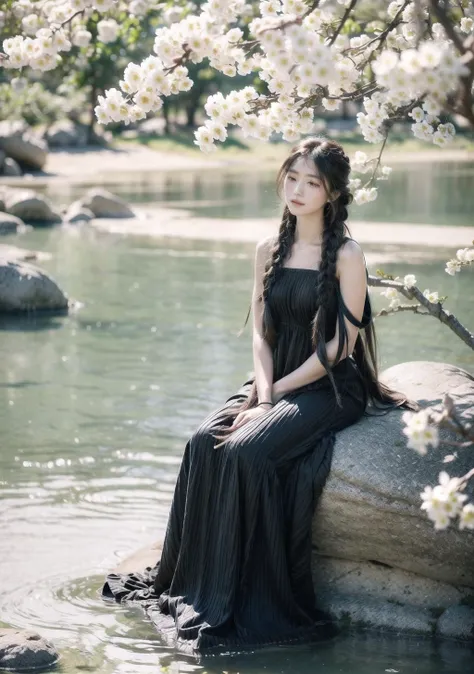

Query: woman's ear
[[328, 190, 340, 203]]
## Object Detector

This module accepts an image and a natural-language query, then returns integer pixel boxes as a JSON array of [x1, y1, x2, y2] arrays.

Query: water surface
[[1, 162, 473, 673]]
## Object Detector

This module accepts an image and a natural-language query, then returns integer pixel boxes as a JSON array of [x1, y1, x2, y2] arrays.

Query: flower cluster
[[402, 409, 439, 455], [420, 471, 473, 531], [349, 150, 392, 205], [380, 274, 417, 310], [445, 247, 474, 275], [3, 0, 471, 188]]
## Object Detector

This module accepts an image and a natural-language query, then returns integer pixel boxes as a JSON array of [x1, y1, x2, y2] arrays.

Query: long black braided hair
[[211, 137, 418, 445]]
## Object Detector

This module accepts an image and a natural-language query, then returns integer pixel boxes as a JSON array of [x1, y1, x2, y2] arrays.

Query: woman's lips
[[291, 199, 304, 205]]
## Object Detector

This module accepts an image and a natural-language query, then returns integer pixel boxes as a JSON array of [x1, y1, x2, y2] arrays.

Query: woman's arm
[[273, 240, 367, 398], [252, 237, 275, 405]]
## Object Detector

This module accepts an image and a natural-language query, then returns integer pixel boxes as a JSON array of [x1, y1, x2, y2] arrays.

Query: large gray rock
[[0, 212, 25, 235], [1, 188, 62, 225], [0, 258, 69, 313], [78, 188, 135, 218], [3, 157, 23, 176], [314, 361, 474, 587], [311, 557, 474, 639], [45, 119, 88, 148], [0, 120, 48, 171], [109, 361, 474, 641], [0, 628, 58, 671]]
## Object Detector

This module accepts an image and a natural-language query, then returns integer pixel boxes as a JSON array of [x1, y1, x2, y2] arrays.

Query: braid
[[210, 208, 296, 444], [311, 187, 350, 407]]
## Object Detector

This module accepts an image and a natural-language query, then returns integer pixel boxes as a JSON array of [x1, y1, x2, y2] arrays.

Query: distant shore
[[0, 139, 473, 189]]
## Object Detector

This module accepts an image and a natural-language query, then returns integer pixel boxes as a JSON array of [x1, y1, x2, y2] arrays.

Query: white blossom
[[72, 30, 92, 48], [445, 259, 461, 276], [459, 503, 474, 530], [194, 125, 217, 153], [423, 289, 439, 303], [403, 410, 439, 456], [456, 247, 474, 263], [354, 187, 378, 205], [97, 19, 119, 44], [403, 274, 417, 288], [460, 17, 473, 34], [409, 107, 425, 123]]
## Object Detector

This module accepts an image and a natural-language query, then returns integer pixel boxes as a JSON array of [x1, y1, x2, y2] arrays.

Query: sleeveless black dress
[[101, 263, 371, 656]]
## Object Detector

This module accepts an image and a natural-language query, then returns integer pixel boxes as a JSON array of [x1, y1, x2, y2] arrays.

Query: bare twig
[[329, 0, 358, 47]]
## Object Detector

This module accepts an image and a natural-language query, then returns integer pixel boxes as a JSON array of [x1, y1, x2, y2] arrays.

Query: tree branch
[[368, 275, 474, 349], [329, 0, 358, 47]]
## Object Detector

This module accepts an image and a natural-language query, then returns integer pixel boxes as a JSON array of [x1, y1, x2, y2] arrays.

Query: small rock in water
[[0, 628, 59, 671]]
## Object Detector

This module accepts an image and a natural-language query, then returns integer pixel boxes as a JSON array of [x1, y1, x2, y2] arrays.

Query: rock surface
[[0, 188, 62, 225], [78, 188, 135, 218], [313, 361, 474, 587], [3, 157, 23, 176], [0, 120, 48, 171], [0, 628, 58, 671], [0, 212, 25, 235], [45, 119, 88, 148], [64, 199, 95, 223], [0, 258, 69, 313], [109, 361, 474, 641]]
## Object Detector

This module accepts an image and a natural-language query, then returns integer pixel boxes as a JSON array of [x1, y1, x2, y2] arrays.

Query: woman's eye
[[287, 176, 295, 181], [309, 182, 319, 187]]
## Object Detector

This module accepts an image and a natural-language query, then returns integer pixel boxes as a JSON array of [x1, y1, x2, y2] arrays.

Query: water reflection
[[35, 160, 474, 226]]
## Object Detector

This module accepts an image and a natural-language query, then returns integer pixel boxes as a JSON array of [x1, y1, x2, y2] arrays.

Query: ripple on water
[[0, 572, 183, 673]]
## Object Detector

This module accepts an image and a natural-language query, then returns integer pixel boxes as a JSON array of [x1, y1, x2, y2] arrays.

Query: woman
[[101, 136, 417, 656]]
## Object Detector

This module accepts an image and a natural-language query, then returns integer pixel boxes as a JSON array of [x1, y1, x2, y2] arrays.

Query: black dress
[[101, 264, 371, 656]]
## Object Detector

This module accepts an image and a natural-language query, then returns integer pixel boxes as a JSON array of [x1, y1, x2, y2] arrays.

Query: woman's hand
[[213, 405, 272, 449]]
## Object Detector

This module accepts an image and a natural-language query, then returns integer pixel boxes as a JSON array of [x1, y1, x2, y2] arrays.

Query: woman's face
[[283, 155, 330, 217]]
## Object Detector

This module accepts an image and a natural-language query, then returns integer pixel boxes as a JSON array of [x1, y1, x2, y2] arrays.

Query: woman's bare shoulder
[[338, 237, 365, 261], [256, 235, 278, 260]]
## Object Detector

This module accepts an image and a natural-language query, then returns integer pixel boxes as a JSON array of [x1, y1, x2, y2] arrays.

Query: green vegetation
[[114, 127, 474, 168]]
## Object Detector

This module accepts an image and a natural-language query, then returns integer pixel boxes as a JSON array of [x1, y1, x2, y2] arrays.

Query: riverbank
[[0, 136, 473, 188]]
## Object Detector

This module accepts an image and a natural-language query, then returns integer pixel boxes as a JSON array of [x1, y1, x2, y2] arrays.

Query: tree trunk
[[88, 83, 97, 145]]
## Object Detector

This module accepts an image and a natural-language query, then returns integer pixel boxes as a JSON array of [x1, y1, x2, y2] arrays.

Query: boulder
[[3, 157, 23, 176], [40, 119, 111, 147], [310, 360, 474, 639], [0, 628, 58, 672], [0, 258, 69, 313], [314, 361, 474, 587], [0, 212, 25, 235], [1, 188, 62, 225], [311, 557, 474, 639], [0, 120, 48, 171], [64, 199, 95, 223], [45, 119, 88, 148], [109, 361, 474, 641], [78, 188, 135, 218]]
